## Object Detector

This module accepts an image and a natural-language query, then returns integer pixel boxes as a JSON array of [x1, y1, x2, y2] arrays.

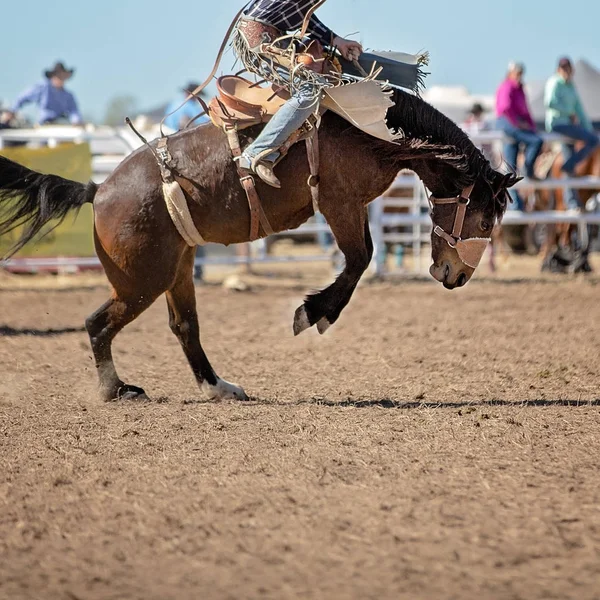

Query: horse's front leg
[[294, 209, 373, 335]]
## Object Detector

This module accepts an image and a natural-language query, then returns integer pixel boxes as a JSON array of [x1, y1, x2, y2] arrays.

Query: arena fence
[[1, 127, 599, 275]]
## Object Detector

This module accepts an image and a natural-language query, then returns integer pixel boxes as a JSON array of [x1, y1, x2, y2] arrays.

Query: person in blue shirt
[[1, 62, 82, 126], [163, 83, 209, 132]]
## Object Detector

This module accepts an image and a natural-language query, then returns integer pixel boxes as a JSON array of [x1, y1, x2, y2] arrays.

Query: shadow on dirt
[[111, 396, 600, 410], [254, 397, 600, 409], [0, 325, 86, 337]]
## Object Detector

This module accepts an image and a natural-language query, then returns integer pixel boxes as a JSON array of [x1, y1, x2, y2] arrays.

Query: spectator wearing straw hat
[[1, 62, 82, 126]]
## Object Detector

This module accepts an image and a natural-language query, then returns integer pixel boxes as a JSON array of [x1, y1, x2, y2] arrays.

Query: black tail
[[0, 154, 98, 258]]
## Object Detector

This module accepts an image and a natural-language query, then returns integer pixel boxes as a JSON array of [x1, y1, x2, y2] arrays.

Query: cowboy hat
[[182, 82, 204, 97], [44, 61, 75, 79], [469, 102, 487, 116]]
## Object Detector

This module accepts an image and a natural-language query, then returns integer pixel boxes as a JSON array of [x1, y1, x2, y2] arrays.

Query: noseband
[[429, 184, 490, 269]]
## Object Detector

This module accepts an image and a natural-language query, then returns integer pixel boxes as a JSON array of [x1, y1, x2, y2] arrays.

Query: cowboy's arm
[[308, 12, 362, 60], [1, 84, 43, 124], [574, 92, 593, 131], [5, 83, 43, 118], [306, 14, 335, 46], [545, 78, 565, 113], [66, 92, 83, 125]]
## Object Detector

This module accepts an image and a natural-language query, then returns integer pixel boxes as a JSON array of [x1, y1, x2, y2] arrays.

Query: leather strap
[[452, 198, 469, 239], [306, 129, 320, 214], [156, 137, 176, 182], [241, 176, 261, 240], [225, 126, 274, 240], [430, 184, 475, 250], [299, 0, 328, 38]]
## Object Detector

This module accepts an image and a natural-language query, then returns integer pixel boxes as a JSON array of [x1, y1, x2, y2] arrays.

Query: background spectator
[[463, 103, 490, 135], [496, 62, 542, 210], [545, 57, 600, 209], [462, 103, 494, 160], [163, 83, 208, 133], [545, 57, 599, 177], [1, 62, 82, 126]]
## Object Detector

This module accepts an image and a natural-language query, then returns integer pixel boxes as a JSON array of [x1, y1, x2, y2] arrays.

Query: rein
[[429, 184, 490, 270]]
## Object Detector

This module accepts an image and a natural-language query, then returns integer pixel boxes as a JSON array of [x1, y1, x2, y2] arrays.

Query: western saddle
[[208, 75, 322, 241]]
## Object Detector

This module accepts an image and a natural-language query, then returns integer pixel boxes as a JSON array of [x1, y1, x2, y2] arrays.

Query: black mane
[[380, 88, 508, 217], [387, 90, 484, 168]]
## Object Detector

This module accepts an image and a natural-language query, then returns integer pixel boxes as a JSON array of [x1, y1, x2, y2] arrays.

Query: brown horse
[[0, 89, 518, 402], [539, 148, 600, 261]]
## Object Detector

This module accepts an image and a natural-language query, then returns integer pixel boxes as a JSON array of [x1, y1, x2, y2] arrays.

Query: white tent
[[422, 85, 494, 125], [422, 59, 600, 127]]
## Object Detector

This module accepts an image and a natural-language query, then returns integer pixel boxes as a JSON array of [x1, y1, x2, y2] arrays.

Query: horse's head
[[429, 171, 520, 289]]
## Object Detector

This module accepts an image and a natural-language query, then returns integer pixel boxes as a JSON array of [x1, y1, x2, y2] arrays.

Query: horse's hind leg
[[86, 293, 157, 401], [166, 247, 248, 401]]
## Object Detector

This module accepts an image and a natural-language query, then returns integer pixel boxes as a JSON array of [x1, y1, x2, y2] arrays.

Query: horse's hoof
[[293, 306, 312, 336], [316, 317, 331, 335], [201, 378, 248, 401], [113, 384, 150, 402]]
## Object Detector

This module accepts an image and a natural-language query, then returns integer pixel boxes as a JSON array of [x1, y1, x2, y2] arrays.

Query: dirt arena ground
[[1, 264, 600, 600]]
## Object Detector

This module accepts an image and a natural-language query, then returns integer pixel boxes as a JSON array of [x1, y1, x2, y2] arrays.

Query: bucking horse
[[0, 88, 519, 401]]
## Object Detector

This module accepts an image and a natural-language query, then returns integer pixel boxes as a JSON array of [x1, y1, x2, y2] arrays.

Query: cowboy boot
[[254, 162, 281, 188], [234, 156, 281, 189]]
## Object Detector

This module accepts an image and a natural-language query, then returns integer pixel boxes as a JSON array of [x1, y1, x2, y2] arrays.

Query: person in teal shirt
[[545, 58, 599, 185]]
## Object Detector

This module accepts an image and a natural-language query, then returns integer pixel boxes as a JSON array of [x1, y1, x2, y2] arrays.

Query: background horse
[[539, 146, 600, 271], [0, 89, 517, 402]]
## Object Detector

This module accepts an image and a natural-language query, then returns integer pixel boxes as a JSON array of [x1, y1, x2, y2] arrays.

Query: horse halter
[[429, 184, 490, 270]]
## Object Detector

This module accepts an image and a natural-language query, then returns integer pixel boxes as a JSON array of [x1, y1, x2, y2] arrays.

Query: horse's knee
[[85, 309, 108, 342], [170, 320, 189, 336], [352, 250, 371, 273], [169, 314, 192, 339]]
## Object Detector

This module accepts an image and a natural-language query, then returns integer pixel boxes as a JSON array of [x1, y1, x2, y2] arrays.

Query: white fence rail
[[1, 127, 599, 274]]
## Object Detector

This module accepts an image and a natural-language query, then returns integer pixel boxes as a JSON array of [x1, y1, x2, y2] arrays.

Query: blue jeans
[[551, 123, 599, 174], [552, 124, 599, 209], [242, 65, 323, 164], [497, 117, 543, 177], [497, 117, 543, 211]]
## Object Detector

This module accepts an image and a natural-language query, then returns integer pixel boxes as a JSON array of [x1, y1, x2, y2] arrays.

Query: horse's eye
[[481, 220, 492, 232]]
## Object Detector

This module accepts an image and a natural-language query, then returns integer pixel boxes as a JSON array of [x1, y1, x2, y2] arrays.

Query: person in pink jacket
[[496, 62, 543, 209]]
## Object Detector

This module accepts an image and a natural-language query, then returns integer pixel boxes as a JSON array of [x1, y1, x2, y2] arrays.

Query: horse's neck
[[319, 113, 404, 196], [406, 156, 466, 198], [384, 93, 480, 195]]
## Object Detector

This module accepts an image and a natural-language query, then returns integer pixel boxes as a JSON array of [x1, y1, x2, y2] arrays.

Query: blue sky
[[2, 0, 599, 121]]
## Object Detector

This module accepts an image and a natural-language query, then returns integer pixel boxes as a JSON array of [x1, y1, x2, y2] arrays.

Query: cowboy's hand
[[333, 36, 363, 61]]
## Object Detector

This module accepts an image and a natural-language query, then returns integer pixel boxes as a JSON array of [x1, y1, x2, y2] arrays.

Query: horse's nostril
[[457, 273, 467, 287], [444, 264, 450, 280]]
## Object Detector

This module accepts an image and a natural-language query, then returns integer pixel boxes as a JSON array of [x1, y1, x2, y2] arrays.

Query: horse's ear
[[493, 172, 521, 193], [503, 173, 522, 189]]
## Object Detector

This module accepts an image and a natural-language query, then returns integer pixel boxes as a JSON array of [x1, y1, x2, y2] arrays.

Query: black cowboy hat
[[182, 82, 202, 96], [469, 102, 487, 115], [44, 61, 75, 79]]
